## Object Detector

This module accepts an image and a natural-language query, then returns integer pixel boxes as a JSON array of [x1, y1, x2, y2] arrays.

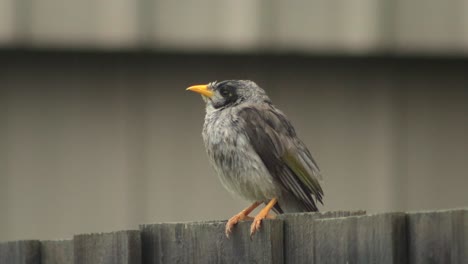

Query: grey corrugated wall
[[0, 52, 467, 241], [1, 0, 468, 53], [1, 0, 468, 242]]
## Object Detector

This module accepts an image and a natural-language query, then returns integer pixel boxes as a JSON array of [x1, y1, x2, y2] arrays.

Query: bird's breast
[[202, 111, 280, 201]]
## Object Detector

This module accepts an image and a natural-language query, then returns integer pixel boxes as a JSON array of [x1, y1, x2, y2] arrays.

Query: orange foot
[[250, 198, 278, 239], [225, 214, 253, 238], [225, 201, 261, 238]]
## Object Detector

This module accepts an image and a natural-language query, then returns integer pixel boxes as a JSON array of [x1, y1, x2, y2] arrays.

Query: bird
[[186, 80, 323, 238]]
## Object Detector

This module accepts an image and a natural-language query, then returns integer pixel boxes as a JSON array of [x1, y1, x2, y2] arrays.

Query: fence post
[[408, 209, 467, 264], [0, 240, 41, 264], [315, 213, 407, 264], [141, 219, 283, 264], [356, 213, 407, 263], [73, 230, 141, 264], [278, 210, 365, 263], [41, 240, 73, 264]]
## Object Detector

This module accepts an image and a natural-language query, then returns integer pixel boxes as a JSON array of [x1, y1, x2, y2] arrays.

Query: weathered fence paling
[[41, 240, 73, 264], [315, 213, 407, 263], [74, 230, 141, 264], [0, 208, 466, 264], [0, 240, 40, 264], [407, 210, 467, 264], [277, 210, 366, 263], [141, 220, 283, 264]]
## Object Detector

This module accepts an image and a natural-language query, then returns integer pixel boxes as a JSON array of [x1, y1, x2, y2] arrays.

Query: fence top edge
[[406, 207, 467, 215], [140, 219, 224, 228], [315, 211, 407, 222], [140, 218, 284, 228], [0, 240, 41, 245], [314, 207, 467, 222], [139, 211, 367, 228], [40, 239, 73, 243], [277, 210, 366, 218], [73, 229, 141, 238]]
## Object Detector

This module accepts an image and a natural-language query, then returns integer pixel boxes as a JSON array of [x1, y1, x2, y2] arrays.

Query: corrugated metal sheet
[[0, 1, 467, 52]]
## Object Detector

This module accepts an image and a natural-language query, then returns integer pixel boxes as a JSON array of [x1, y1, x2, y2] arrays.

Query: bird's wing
[[237, 104, 323, 211]]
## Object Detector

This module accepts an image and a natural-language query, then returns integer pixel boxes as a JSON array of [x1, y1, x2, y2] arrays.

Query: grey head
[[187, 80, 271, 112]]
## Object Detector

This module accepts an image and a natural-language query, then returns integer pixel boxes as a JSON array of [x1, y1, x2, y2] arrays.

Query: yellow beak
[[186, 84, 214, 98]]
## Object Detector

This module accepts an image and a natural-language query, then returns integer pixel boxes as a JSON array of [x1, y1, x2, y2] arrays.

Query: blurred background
[[1, 0, 467, 241]]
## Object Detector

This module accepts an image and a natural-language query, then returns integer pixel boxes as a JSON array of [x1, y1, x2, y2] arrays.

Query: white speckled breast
[[202, 108, 280, 202]]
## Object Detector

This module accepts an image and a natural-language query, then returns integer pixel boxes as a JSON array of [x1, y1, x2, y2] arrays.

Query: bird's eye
[[212, 84, 238, 108], [220, 88, 231, 97]]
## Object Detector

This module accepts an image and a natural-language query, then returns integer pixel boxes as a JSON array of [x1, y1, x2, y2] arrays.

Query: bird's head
[[186, 80, 270, 110]]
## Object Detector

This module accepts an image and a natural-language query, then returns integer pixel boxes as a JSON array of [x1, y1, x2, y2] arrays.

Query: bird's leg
[[225, 201, 262, 238], [250, 198, 277, 238], [266, 213, 276, 219]]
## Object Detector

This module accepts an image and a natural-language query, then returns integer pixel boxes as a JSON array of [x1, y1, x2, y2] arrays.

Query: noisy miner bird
[[187, 80, 323, 238]]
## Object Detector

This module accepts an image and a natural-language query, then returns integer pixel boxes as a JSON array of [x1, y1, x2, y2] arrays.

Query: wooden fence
[[0, 208, 466, 264]]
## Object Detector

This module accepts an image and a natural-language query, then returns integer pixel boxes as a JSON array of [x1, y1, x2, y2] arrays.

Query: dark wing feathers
[[237, 105, 323, 211]]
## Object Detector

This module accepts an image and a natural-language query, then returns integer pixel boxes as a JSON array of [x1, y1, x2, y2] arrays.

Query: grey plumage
[[196, 80, 323, 214]]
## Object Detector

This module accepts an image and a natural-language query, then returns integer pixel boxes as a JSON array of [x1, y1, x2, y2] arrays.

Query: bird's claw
[[249, 216, 264, 239], [225, 214, 253, 238], [225, 219, 236, 238], [249, 212, 276, 239]]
